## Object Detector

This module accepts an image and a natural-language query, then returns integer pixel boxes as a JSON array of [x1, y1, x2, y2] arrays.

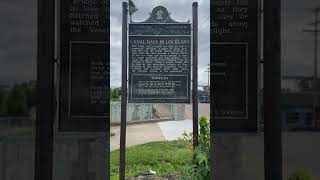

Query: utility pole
[[303, 6, 320, 128], [205, 64, 210, 98]]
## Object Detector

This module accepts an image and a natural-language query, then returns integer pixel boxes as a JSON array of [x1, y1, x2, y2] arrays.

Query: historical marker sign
[[59, 0, 110, 132], [210, 0, 258, 132], [128, 6, 191, 103]]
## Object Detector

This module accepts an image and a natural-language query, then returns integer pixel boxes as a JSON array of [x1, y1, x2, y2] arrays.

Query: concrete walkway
[[110, 119, 193, 151], [111, 122, 165, 151], [158, 119, 193, 141], [110, 104, 209, 151]]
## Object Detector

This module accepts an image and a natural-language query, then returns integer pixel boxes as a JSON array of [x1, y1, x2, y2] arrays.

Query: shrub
[[0, 88, 8, 116], [6, 85, 29, 117], [180, 116, 210, 180], [287, 171, 311, 180]]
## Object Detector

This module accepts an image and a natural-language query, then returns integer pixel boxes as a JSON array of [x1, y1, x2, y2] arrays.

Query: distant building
[[198, 90, 209, 103], [278, 76, 320, 130], [281, 92, 319, 131], [260, 86, 320, 131], [281, 75, 320, 92]]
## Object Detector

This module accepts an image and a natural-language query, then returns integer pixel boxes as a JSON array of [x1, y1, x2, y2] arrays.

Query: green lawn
[[110, 140, 193, 179]]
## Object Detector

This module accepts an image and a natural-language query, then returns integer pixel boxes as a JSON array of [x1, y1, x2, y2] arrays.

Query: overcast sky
[[0, 0, 319, 87], [281, 0, 320, 77], [0, 0, 37, 85]]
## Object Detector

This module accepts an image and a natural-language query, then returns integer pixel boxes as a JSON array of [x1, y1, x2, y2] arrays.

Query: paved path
[[110, 120, 193, 151], [111, 104, 209, 151], [110, 122, 165, 151], [158, 120, 193, 141]]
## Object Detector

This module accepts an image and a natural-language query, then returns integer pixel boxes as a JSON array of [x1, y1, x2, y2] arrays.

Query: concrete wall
[[110, 102, 185, 123], [0, 135, 108, 180], [0, 133, 320, 180], [213, 133, 320, 180]]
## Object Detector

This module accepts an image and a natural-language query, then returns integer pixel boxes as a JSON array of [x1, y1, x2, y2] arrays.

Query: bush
[[288, 171, 311, 180], [0, 88, 8, 116], [6, 85, 29, 117], [180, 116, 210, 180]]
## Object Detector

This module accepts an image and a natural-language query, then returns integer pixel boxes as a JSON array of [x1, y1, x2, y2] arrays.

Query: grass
[[110, 140, 193, 179]]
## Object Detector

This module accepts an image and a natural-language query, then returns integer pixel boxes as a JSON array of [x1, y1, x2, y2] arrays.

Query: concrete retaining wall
[[0, 133, 320, 180], [110, 102, 185, 123]]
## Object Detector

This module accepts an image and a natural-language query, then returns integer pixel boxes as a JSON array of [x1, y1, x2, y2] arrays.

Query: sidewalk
[[110, 103, 209, 151], [110, 119, 193, 151]]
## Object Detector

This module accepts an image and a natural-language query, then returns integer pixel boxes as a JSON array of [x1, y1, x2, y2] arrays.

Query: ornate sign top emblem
[[156, 9, 164, 20], [138, 6, 180, 23]]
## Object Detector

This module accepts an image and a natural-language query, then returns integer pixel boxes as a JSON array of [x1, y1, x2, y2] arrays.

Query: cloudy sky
[[0, 0, 319, 87], [281, 0, 320, 76], [110, 0, 210, 87], [0, 0, 37, 85]]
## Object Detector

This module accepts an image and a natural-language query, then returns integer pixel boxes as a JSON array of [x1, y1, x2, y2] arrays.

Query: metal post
[[192, 2, 199, 149], [263, 0, 282, 179], [119, 2, 128, 180], [257, 0, 262, 132], [314, 9, 318, 86], [34, 0, 55, 179], [313, 9, 319, 127], [209, 3, 214, 178]]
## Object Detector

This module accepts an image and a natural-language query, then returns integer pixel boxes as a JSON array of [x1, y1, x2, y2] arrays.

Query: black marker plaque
[[210, 0, 258, 132], [128, 6, 191, 103], [69, 42, 109, 118], [59, 0, 110, 132]]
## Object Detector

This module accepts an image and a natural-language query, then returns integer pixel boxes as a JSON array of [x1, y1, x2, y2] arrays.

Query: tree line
[[0, 81, 36, 117]]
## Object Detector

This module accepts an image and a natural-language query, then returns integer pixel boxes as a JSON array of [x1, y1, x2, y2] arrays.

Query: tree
[[20, 81, 36, 108], [0, 88, 8, 116], [6, 85, 29, 116], [202, 85, 209, 92], [111, 88, 120, 100]]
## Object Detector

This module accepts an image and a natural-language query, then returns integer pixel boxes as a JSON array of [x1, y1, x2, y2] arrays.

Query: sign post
[[192, 2, 199, 149], [119, 2, 128, 180]]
